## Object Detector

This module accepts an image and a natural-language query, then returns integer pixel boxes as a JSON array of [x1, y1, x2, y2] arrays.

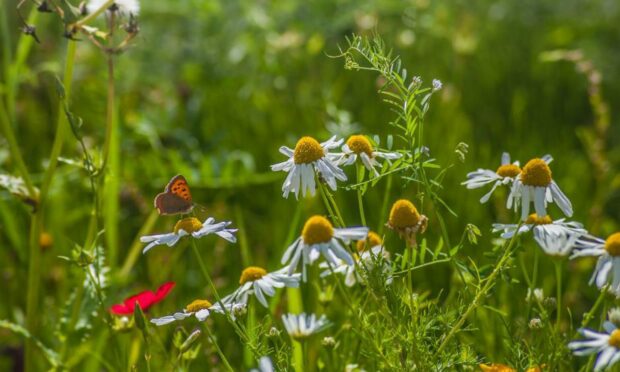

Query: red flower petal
[[110, 282, 176, 315]]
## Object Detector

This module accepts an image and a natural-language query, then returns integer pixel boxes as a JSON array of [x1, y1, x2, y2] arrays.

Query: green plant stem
[[24, 40, 76, 372], [356, 164, 366, 226], [406, 241, 414, 309], [0, 99, 35, 196], [75, 0, 116, 27], [317, 182, 345, 227], [581, 290, 607, 328], [436, 227, 521, 353], [555, 260, 562, 327], [118, 210, 159, 279], [378, 174, 392, 235], [204, 325, 234, 372]]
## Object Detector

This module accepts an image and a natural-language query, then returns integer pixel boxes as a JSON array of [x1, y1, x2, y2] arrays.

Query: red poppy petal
[[110, 282, 176, 316], [110, 304, 132, 315], [154, 282, 175, 301]]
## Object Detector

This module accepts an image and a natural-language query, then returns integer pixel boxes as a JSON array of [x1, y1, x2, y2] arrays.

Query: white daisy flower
[[88, 0, 139, 16], [227, 266, 301, 307], [336, 135, 401, 177], [492, 213, 585, 256], [571, 233, 620, 296], [151, 299, 218, 326], [281, 313, 331, 341], [386, 199, 427, 246], [250, 356, 275, 372], [271, 136, 346, 199], [507, 156, 573, 220], [281, 215, 368, 281], [462, 152, 521, 203], [141, 217, 237, 254], [321, 231, 392, 287], [569, 321, 620, 371]]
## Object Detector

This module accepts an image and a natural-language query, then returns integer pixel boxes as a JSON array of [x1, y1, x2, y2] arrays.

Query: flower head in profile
[[282, 313, 331, 341], [571, 232, 620, 296], [336, 135, 401, 176], [271, 136, 346, 199], [507, 156, 573, 220], [462, 152, 521, 203], [88, 0, 139, 16], [386, 199, 427, 245], [569, 321, 620, 371], [141, 217, 237, 254], [227, 266, 300, 307], [281, 215, 368, 281], [110, 282, 175, 315], [151, 299, 215, 326], [492, 213, 585, 256]]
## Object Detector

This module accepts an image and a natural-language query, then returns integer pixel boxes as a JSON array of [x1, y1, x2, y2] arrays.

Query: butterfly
[[154, 175, 194, 215]]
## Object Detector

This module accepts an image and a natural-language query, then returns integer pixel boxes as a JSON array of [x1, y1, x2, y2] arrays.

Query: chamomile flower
[[250, 356, 275, 372], [88, 0, 139, 16], [507, 156, 573, 221], [150, 299, 216, 326], [492, 213, 585, 256], [386, 199, 428, 245], [271, 136, 346, 199], [227, 266, 301, 307], [462, 152, 521, 203], [337, 135, 401, 176], [281, 215, 368, 281], [571, 233, 620, 296], [282, 313, 331, 341], [569, 321, 620, 371], [141, 217, 237, 254]]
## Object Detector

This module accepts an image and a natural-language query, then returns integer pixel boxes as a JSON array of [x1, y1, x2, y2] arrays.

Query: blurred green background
[[1, 0, 619, 370]]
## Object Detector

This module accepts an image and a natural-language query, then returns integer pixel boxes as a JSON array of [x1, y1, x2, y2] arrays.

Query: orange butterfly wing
[[154, 175, 194, 215], [166, 175, 192, 202]]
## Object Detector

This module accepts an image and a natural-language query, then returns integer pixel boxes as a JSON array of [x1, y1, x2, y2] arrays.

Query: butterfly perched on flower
[[154, 175, 194, 215]]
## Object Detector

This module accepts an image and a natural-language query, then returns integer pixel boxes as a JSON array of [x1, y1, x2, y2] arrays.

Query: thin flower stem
[[75, 0, 116, 28], [555, 260, 563, 327], [378, 174, 392, 235], [437, 224, 522, 353], [356, 164, 366, 226], [581, 290, 607, 328], [321, 184, 345, 227], [0, 100, 35, 197], [204, 325, 234, 372]]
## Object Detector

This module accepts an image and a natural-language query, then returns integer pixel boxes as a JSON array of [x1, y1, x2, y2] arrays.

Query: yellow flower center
[[520, 158, 552, 187], [479, 364, 516, 372], [388, 199, 420, 228], [524, 214, 553, 225], [239, 266, 268, 284], [346, 135, 373, 157], [173, 217, 203, 234], [496, 164, 521, 178], [185, 299, 213, 313], [302, 215, 334, 245], [609, 329, 620, 348], [357, 231, 382, 252], [605, 233, 620, 257], [293, 136, 324, 164]]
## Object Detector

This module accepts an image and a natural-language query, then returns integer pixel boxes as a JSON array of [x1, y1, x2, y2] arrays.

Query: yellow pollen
[[293, 136, 324, 164], [174, 217, 203, 234], [239, 266, 268, 284], [525, 214, 553, 225], [346, 135, 374, 157], [302, 215, 334, 245], [496, 164, 521, 178], [520, 158, 552, 187], [185, 299, 212, 313], [388, 199, 421, 228], [605, 233, 620, 257], [609, 329, 620, 348], [357, 231, 382, 252]]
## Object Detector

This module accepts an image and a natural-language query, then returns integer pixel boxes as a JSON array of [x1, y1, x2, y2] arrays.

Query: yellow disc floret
[[302, 215, 334, 245], [520, 158, 552, 187], [388, 199, 421, 228], [185, 299, 213, 313], [357, 231, 382, 252], [346, 135, 374, 157], [293, 136, 325, 164], [496, 164, 521, 178], [479, 364, 516, 372], [525, 214, 553, 225], [605, 233, 620, 257], [609, 329, 620, 348], [239, 266, 268, 284], [174, 217, 203, 234]]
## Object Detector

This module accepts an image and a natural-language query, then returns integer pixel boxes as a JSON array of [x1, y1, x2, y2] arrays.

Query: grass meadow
[[1, 0, 620, 371]]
